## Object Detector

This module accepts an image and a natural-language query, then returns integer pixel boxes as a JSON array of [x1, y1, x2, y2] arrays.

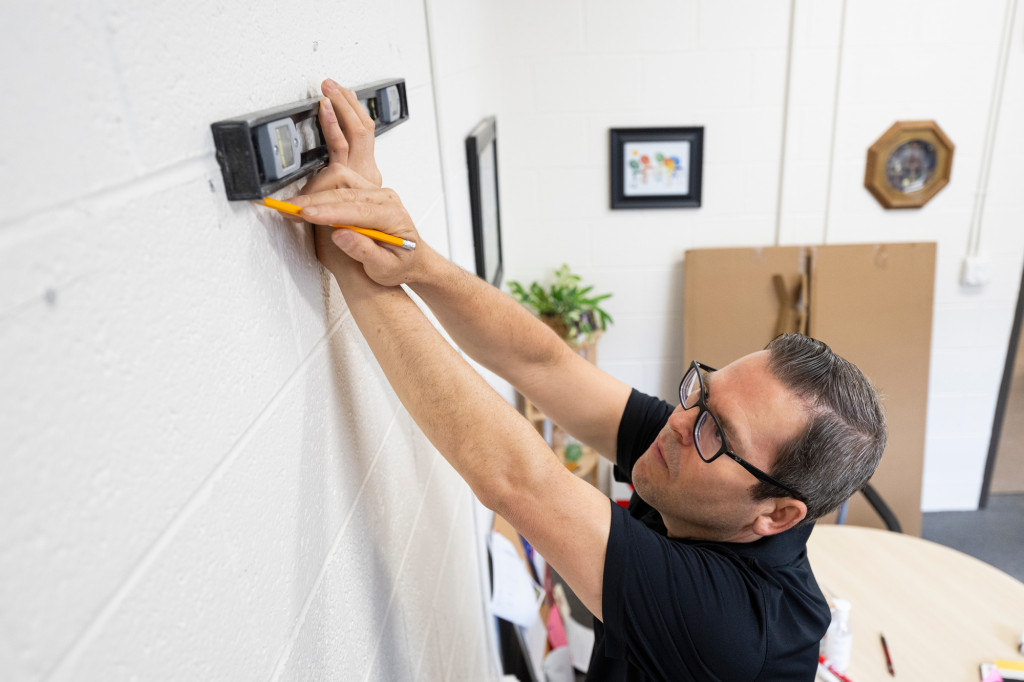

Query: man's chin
[[631, 472, 654, 506]]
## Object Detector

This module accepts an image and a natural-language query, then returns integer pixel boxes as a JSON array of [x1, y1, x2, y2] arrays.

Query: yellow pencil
[[261, 196, 416, 251]]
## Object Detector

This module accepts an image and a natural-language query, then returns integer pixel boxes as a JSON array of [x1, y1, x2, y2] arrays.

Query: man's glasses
[[679, 361, 802, 499]]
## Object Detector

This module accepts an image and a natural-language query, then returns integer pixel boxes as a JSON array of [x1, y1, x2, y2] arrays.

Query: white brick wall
[[5, 2, 1024, 679], [1, 0, 495, 680]]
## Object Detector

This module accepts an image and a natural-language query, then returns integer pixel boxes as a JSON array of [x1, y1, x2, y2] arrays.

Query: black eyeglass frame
[[679, 360, 803, 499]]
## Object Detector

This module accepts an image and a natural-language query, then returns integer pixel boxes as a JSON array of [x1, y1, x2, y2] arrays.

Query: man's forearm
[[403, 245, 631, 460], [328, 256, 561, 510], [408, 245, 570, 395], [326, 257, 614, 626]]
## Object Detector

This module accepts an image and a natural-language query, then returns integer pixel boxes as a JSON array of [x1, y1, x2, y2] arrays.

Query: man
[[288, 79, 887, 681]]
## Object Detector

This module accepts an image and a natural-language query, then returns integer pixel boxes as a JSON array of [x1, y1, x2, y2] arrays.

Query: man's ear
[[752, 498, 807, 537]]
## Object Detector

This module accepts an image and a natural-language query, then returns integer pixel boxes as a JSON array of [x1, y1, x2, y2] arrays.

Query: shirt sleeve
[[614, 388, 675, 482], [601, 502, 768, 681]]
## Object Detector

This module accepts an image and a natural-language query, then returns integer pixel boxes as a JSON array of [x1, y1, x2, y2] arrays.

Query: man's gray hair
[[753, 334, 887, 524]]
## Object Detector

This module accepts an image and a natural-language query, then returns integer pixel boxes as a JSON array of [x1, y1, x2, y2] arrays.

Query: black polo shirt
[[585, 389, 830, 681]]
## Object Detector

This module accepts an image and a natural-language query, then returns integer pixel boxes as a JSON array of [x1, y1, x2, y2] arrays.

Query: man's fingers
[[316, 78, 382, 187], [289, 186, 396, 215], [300, 200, 410, 236], [321, 78, 378, 179], [318, 97, 349, 166], [323, 80, 374, 155], [340, 87, 376, 133]]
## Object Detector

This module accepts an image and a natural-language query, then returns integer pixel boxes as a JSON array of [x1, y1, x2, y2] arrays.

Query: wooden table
[[807, 525, 1024, 681]]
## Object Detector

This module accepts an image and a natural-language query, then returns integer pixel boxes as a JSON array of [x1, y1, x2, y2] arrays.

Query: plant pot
[[540, 314, 570, 340]]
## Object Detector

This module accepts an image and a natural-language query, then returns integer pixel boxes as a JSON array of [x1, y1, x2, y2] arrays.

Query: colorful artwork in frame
[[610, 127, 703, 209]]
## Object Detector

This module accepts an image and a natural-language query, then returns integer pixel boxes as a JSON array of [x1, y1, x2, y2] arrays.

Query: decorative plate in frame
[[865, 121, 954, 209]]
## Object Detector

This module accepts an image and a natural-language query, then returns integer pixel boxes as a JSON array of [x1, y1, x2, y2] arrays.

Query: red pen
[[818, 655, 855, 682], [880, 634, 894, 676]]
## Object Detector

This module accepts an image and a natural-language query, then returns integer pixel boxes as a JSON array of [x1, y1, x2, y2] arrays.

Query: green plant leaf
[[507, 264, 614, 337]]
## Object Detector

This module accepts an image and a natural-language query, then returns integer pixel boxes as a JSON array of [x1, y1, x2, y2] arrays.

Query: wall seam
[[44, 308, 363, 681], [421, 0, 455, 260], [442, 571, 474, 678], [0, 155, 216, 235], [412, 485, 471, 679], [821, 0, 849, 245], [99, 0, 145, 177], [773, 0, 797, 246], [266, 407, 405, 681], [360, 434, 444, 681]]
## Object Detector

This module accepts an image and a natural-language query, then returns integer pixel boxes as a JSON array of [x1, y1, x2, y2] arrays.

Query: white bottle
[[824, 599, 853, 673]]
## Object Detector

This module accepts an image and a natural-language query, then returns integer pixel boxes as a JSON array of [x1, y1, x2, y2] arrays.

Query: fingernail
[[320, 98, 336, 121], [302, 207, 319, 217], [324, 78, 339, 92], [334, 229, 356, 251]]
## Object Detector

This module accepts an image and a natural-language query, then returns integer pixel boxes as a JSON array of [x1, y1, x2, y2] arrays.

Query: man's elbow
[[477, 458, 557, 529]]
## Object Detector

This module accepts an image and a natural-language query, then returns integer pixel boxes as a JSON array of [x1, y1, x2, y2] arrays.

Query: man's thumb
[[332, 228, 374, 262]]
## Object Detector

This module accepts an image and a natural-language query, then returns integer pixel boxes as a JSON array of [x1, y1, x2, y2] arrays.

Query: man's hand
[[283, 78, 429, 287], [293, 182, 429, 287], [292, 78, 382, 282], [301, 78, 382, 193]]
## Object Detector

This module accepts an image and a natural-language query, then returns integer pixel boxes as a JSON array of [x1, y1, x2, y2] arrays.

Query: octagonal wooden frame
[[865, 120, 954, 209]]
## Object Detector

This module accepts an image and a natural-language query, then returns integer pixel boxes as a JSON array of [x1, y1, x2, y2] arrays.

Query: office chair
[[835, 482, 902, 533]]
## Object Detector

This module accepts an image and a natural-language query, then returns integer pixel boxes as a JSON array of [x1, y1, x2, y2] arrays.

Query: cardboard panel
[[683, 246, 808, 367], [809, 243, 936, 536]]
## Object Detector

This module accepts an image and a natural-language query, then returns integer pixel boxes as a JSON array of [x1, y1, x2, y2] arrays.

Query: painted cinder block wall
[[4, 0, 1024, 679], [1, 1, 495, 680], [487, 0, 1024, 512]]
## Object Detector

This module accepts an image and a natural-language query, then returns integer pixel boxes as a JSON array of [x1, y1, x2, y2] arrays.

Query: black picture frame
[[609, 127, 704, 209], [466, 117, 504, 287]]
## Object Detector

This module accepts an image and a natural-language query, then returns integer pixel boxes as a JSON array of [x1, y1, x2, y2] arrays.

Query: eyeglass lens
[[681, 367, 701, 409], [681, 366, 724, 461], [694, 411, 723, 461]]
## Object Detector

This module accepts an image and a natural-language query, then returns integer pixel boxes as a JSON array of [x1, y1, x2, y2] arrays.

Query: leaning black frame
[[466, 116, 504, 287]]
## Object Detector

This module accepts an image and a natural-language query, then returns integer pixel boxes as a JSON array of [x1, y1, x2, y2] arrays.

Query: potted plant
[[507, 264, 614, 346]]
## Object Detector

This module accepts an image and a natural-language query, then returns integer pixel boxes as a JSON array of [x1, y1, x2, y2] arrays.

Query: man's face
[[631, 350, 810, 540]]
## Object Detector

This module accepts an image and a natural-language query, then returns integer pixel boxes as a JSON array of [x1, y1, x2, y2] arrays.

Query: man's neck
[[662, 514, 763, 544]]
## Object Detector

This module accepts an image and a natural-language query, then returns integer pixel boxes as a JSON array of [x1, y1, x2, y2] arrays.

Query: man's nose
[[667, 407, 696, 447]]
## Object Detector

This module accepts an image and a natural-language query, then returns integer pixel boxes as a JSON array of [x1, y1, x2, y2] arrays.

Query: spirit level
[[210, 78, 408, 200]]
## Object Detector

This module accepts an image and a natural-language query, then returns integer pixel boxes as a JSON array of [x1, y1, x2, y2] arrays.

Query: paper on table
[[566, 615, 596, 672], [543, 646, 574, 682], [984, 660, 1024, 681], [524, 612, 548, 682], [489, 530, 544, 628], [979, 664, 1002, 682], [530, 547, 546, 584], [553, 582, 596, 673]]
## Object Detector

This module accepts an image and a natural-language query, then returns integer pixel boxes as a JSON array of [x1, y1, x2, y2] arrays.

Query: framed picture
[[466, 117, 504, 286], [610, 127, 704, 209], [865, 120, 954, 209]]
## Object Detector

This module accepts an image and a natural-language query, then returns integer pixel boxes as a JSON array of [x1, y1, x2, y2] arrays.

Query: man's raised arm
[[410, 251, 631, 460], [282, 82, 616, 619], [289, 87, 631, 460]]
